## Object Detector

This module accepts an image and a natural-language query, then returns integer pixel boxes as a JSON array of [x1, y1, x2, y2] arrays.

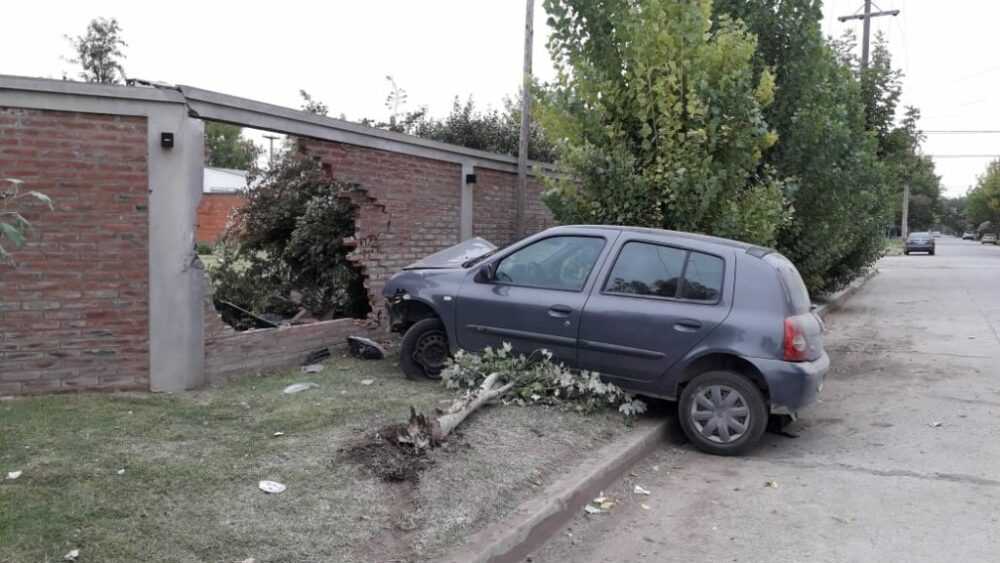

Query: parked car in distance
[[983, 233, 998, 245], [963, 232, 976, 240], [383, 226, 828, 456], [904, 232, 935, 255]]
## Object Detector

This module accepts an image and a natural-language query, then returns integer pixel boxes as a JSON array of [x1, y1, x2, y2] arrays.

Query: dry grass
[[0, 355, 631, 563]]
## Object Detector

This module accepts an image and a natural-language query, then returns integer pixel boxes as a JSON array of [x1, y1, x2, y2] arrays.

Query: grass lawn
[[0, 355, 630, 563], [883, 237, 904, 256]]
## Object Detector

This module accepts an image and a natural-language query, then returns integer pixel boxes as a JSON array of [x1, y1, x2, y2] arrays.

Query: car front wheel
[[399, 318, 450, 380], [678, 370, 768, 456]]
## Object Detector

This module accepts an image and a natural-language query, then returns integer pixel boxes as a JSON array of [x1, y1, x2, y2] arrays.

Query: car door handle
[[548, 304, 573, 318], [673, 319, 702, 332]]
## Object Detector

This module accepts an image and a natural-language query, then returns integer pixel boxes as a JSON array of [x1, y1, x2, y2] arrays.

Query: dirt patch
[[342, 424, 435, 483]]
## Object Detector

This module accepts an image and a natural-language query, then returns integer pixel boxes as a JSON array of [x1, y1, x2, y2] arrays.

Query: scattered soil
[[341, 422, 435, 483]]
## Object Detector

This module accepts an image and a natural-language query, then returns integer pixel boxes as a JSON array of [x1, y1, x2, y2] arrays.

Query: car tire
[[678, 370, 768, 456], [929, 249, 935, 255], [903, 250, 909, 255], [399, 318, 450, 380]]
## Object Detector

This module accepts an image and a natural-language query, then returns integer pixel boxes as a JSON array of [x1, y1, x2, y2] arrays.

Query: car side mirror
[[475, 263, 495, 283]]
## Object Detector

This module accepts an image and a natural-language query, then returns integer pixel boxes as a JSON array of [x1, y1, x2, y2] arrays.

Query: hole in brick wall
[[200, 131, 371, 331]]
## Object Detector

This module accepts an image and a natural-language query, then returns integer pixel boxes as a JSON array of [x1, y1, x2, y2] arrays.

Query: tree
[[65, 17, 127, 84], [538, 0, 785, 246], [1, 178, 53, 263], [209, 155, 368, 329], [299, 90, 329, 116], [966, 159, 1000, 232], [204, 122, 261, 170]]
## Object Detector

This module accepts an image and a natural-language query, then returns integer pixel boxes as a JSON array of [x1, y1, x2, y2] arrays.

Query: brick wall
[[301, 140, 463, 317], [196, 193, 243, 243], [202, 282, 373, 383], [0, 108, 149, 394], [472, 167, 556, 245]]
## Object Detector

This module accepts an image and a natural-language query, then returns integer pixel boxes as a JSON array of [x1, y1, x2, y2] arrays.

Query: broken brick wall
[[0, 108, 150, 394], [300, 139, 557, 318]]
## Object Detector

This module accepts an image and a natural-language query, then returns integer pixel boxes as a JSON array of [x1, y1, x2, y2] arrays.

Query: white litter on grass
[[301, 364, 324, 374], [640, 503, 651, 511], [929, 421, 944, 428], [633, 485, 651, 496], [116, 468, 125, 475], [258, 480, 286, 494], [360, 379, 375, 386], [6, 470, 22, 480], [64, 549, 80, 561], [282, 382, 319, 394], [272, 432, 285, 438], [584, 505, 604, 515], [765, 480, 779, 488]]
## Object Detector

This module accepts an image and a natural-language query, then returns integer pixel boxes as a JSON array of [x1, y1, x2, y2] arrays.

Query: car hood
[[403, 237, 497, 270]]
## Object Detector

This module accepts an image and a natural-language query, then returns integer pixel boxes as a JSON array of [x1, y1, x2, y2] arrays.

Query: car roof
[[550, 224, 771, 255]]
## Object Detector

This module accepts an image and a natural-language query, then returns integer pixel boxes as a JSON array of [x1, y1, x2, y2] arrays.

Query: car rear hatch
[[763, 253, 824, 362]]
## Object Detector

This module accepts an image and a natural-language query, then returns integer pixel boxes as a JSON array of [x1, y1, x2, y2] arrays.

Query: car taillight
[[784, 317, 808, 362]]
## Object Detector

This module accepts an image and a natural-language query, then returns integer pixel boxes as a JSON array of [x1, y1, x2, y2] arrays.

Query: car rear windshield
[[763, 254, 811, 314]]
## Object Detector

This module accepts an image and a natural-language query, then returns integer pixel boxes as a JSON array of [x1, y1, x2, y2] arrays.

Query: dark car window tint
[[494, 236, 604, 291], [605, 242, 687, 298], [681, 252, 724, 302]]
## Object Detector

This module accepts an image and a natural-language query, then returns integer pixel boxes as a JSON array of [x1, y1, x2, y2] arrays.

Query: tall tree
[[204, 122, 261, 170], [539, 0, 786, 246], [65, 17, 127, 84], [966, 160, 1000, 231]]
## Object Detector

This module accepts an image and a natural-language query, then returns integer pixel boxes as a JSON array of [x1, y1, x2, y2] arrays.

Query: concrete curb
[[441, 417, 673, 563], [813, 268, 879, 320]]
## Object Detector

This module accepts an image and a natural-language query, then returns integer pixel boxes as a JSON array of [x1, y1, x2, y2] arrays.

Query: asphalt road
[[532, 237, 1000, 563]]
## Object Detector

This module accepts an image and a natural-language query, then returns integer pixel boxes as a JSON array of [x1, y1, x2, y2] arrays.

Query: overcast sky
[[4, 0, 996, 196]]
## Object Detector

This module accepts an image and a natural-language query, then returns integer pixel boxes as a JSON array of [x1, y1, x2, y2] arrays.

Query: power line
[[838, 1, 900, 71]]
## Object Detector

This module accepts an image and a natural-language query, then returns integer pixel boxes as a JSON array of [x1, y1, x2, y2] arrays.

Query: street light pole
[[838, 1, 900, 72]]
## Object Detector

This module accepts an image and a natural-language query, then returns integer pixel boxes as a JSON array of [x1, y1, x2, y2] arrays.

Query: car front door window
[[494, 236, 605, 291]]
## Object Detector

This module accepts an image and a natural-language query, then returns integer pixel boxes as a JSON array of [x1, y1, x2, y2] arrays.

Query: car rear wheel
[[400, 318, 449, 380], [679, 370, 768, 456]]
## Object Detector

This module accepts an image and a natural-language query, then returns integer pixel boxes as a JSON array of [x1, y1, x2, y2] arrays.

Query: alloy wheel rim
[[690, 384, 750, 444]]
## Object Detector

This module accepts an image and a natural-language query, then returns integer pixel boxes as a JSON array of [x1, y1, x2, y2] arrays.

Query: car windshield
[[908, 232, 929, 240]]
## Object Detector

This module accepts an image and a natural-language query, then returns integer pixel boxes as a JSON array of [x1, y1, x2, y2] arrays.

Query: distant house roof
[[203, 167, 248, 194]]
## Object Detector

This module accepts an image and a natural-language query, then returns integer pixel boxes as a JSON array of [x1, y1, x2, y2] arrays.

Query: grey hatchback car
[[383, 226, 828, 455]]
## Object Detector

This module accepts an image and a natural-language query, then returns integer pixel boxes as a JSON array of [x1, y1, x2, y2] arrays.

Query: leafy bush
[[208, 152, 369, 329], [1, 178, 52, 263], [195, 242, 214, 255], [539, 0, 787, 247], [442, 343, 647, 418]]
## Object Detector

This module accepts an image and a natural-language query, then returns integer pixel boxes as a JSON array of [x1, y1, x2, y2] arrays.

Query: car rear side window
[[764, 253, 811, 314], [604, 242, 724, 303], [680, 252, 724, 302], [605, 242, 687, 297]]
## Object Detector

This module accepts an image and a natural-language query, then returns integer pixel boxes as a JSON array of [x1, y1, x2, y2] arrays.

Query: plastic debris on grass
[[273, 431, 285, 437], [64, 549, 80, 561], [258, 480, 287, 494], [360, 379, 375, 386], [765, 480, 779, 488], [282, 382, 319, 394], [6, 470, 22, 480], [301, 364, 324, 374], [633, 484, 651, 496], [929, 421, 943, 428], [585, 493, 617, 514]]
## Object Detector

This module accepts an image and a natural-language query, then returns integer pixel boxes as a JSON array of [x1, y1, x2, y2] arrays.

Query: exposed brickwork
[[0, 108, 149, 394], [473, 167, 556, 246], [196, 193, 243, 243], [300, 140, 463, 316]]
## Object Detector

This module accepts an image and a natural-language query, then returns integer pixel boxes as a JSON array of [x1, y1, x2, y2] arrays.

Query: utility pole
[[838, 1, 899, 72], [263, 134, 279, 164], [515, 0, 534, 239], [901, 183, 911, 240]]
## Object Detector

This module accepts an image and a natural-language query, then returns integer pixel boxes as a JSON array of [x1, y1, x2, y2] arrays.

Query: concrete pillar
[[460, 161, 475, 241], [148, 108, 206, 391]]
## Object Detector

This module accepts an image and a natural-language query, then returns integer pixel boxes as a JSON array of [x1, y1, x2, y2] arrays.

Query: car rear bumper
[[750, 352, 830, 415], [905, 244, 934, 252]]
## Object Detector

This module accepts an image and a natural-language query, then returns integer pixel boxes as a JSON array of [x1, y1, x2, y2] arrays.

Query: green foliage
[[966, 160, 1000, 232], [539, 0, 786, 246], [65, 17, 127, 84], [195, 242, 214, 255], [1, 178, 53, 263], [204, 122, 261, 170], [442, 343, 647, 418], [299, 90, 329, 116], [209, 154, 368, 329]]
